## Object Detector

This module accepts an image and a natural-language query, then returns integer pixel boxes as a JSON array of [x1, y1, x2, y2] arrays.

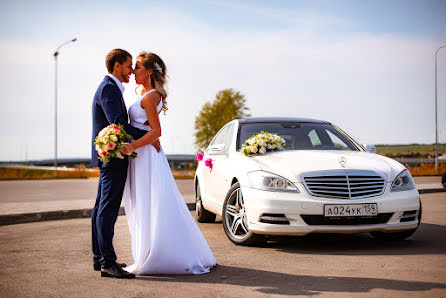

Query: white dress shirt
[[107, 74, 125, 95]]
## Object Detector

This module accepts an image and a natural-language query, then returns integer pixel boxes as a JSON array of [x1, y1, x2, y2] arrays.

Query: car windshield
[[237, 122, 360, 151]]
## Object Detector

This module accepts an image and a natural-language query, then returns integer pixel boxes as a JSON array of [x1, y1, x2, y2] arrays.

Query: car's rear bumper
[[242, 183, 420, 236]]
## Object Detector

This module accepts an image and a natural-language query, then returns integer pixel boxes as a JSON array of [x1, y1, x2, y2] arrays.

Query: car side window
[[223, 124, 234, 152], [209, 126, 228, 148]]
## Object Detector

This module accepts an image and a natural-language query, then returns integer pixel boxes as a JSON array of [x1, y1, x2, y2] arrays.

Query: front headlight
[[247, 171, 299, 193], [391, 170, 416, 192]]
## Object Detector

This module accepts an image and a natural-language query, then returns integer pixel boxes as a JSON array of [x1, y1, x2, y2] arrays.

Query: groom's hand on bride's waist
[[152, 139, 161, 152]]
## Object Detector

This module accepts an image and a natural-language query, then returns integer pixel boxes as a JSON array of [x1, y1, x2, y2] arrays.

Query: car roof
[[237, 117, 330, 124]]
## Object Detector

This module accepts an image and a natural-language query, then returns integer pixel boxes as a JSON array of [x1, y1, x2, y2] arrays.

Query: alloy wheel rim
[[196, 186, 202, 217], [196, 196, 202, 217], [225, 187, 250, 239]]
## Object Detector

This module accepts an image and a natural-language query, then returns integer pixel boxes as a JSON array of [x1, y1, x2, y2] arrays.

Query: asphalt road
[[0, 178, 195, 203], [0, 192, 445, 297]]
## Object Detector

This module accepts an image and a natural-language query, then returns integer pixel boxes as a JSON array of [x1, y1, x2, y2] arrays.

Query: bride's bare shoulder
[[141, 91, 161, 108]]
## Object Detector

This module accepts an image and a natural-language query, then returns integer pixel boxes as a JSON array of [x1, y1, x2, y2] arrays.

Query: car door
[[200, 125, 229, 206], [205, 124, 235, 207], [209, 123, 235, 206]]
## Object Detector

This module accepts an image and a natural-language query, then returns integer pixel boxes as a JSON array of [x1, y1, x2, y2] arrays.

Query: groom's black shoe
[[94, 262, 127, 271], [101, 263, 135, 279]]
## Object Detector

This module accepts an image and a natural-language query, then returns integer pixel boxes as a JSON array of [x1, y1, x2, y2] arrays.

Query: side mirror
[[363, 144, 376, 154], [207, 144, 227, 155]]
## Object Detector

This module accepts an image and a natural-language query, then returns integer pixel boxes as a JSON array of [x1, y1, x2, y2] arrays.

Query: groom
[[91, 49, 160, 278]]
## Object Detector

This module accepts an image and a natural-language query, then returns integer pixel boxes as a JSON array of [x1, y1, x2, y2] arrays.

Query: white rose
[[250, 145, 258, 153], [98, 127, 108, 138], [259, 146, 266, 154], [110, 135, 118, 142], [101, 145, 109, 152], [267, 143, 276, 150]]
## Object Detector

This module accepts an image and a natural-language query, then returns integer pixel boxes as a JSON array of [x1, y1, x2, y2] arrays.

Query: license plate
[[324, 203, 377, 217]]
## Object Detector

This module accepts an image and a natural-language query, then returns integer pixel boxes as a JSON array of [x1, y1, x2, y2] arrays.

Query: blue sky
[[0, 0, 445, 161]]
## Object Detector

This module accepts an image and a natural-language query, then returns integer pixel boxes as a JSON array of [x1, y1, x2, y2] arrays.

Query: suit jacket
[[91, 75, 146, 167]]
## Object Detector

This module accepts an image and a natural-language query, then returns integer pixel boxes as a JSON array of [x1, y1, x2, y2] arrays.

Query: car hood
[[246, 150, 405, 182]]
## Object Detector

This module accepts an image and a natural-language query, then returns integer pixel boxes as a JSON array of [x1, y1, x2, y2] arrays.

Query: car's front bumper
[[241, 183, 420, 236]]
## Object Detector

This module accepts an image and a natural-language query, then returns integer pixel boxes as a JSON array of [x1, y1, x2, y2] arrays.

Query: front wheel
[[222, 182, 265, 246], [195, 181, 216, 223]]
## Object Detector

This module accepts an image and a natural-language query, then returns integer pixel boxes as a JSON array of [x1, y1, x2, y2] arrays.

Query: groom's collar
[[106, 74, 125, 94]]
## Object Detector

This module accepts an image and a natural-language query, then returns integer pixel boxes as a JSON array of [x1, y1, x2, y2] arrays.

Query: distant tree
[[194, 88, 251, 151]]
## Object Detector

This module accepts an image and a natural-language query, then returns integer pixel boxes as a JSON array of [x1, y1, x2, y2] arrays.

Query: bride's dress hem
[[123, 90, 216, 275]]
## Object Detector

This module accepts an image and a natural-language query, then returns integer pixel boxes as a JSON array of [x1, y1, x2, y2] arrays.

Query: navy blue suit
[[91, 75, 146, 268]]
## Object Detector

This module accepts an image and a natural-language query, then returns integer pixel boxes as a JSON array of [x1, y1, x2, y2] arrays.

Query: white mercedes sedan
[[194, 117, 421, 245]]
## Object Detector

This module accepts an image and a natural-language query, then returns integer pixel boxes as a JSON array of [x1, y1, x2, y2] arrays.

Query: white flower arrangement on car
[[241, 131, 286, 156]]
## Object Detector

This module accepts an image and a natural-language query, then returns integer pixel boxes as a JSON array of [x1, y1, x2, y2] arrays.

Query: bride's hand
[[121, 143, 135, 155], [152, 139, 161, 153]]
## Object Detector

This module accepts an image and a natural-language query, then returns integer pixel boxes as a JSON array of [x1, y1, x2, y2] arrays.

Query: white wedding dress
[[123, 89, 216, 275]]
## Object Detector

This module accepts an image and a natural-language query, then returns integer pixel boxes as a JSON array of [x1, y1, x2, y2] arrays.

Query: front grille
[[302, 170, 386, 199], [300, 213, 393, 225]]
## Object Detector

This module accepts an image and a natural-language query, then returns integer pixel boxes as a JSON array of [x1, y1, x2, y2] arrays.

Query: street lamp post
[[53, 38, 76, 176], [435, 45, 446, 173]]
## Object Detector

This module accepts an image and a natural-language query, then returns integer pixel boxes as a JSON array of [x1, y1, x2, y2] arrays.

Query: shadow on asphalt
[[260, 223, 446, 256], [135, 265, 446, 295]]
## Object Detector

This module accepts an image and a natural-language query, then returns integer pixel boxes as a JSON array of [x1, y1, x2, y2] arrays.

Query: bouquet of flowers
[[241, 131, 286, 156], [94, 124, 137, 163]]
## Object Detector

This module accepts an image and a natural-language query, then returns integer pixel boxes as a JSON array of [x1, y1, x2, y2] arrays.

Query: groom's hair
[[106, 49, 132, 73]]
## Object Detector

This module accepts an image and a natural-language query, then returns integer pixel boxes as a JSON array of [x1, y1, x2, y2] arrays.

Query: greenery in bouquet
[[241, 131, 286, 156], [94, 124, 137, 163]]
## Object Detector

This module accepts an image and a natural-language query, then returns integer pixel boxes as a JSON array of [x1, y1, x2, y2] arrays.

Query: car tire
[[222, 182, 265, 246], [370, 200, 422, 241], [441, 172, 446, 188], [195, 181, 216, 223]]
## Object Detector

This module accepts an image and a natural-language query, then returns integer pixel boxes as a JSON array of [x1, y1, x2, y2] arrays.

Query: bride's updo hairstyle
[[138, 51, 168, 113]]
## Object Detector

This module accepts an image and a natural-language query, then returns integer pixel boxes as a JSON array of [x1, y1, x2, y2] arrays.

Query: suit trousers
[[91, 157, 128, 268]]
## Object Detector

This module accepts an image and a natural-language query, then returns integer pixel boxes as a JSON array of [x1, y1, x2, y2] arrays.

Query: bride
[[121, 52, 216, 275]]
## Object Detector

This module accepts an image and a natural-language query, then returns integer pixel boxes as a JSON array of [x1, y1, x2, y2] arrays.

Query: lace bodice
[[128, 89, 163, 131]]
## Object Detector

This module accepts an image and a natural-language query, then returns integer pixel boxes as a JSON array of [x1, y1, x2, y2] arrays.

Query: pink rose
[[108, 142, 116, 150], [204, 158, 213, 172], [195, 152, 204, 162]]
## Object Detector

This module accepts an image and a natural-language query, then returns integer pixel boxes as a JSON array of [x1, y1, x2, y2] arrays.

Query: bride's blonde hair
[[136, 51, 168, 113]]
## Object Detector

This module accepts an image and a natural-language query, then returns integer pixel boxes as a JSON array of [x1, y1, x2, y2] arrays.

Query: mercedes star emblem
[[339, 157, 347, 167]]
